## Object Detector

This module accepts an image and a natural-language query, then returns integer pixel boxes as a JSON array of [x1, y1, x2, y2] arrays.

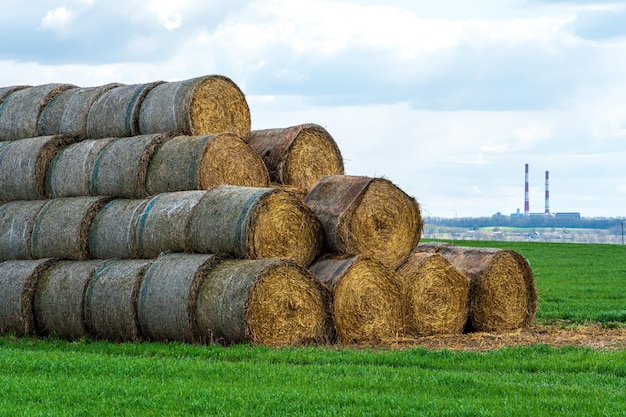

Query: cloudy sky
[[2, 0, 625, 218]]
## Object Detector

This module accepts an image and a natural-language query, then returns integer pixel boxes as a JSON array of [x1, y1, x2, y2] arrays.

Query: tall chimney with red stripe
[[545, 170, 550, 214], [524, 163, 530, 216]]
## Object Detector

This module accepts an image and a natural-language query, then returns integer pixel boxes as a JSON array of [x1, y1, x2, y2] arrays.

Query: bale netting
[[86, 81, 164, 139], [34, 260, 106, 339], [415, 243, 538, 332], [196, 258, 332, 347], [309, 254, 404, 344], [0, 83, 77, 141], [0, 258, 56, 336], [0, 200, 48, 261], [0, 85, 29, 105], [186, 185, 324, 267], [138, 75, 251, 139], [395, 252, 470, 336], [137, 253, 221, 343], [247, 124, 344, 194], [37, 87, 81, 136], [31, 196, 111, 260], [84, 259, 152, 341], [305, 175, 423, 269], [146, 133, 269, 195], [58, 83, 123, 137], [0, 135, 81, 202]]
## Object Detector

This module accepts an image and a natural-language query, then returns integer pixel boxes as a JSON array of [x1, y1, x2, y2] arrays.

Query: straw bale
[[187, 185, 324, 266], [34, 260, 106, 339], [0, 258, 56, 336], [138, 75, 251, 138], [415, 243, 538, 332], [306, 175, 423, 269], [395, 252, 470, 336], [89, 199, 148, 259], [247, 124, 344, 194], [59, 83, 123, 137], [0, 85, 29, 106], [37, 87, 80, 136], [84, 259, 152, 341], [0, 84, 77, 141], [309, 254, 404, 344], [31, 196, 111, 260], [86, 82, 164, 138], [196, 258, 332, 347], [0, 135, 81, 201], [137, 253, 220, 343], [146, 134, 269, 195], [0, 200, 48, 261]]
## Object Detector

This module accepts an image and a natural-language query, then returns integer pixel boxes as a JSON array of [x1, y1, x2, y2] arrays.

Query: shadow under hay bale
[[396, 252, 470, 336], [246, 124, 344, 195], [84, 259, 152, 342], [0, 85, 30, 106], [0, 200, 48, 261], [146, 133, 270, 195], [196, 258, 332, 347], [137, 253, 221, 343], [306, 175, 423, 269], [415, 243, 538, 332], [138, 75, 251, 139], [0, 84, 77, 141], [58, 84, 123, 137], [34, 260, 106, 339], [0, 258, 56, 336], [309, 254, 404, 344], [187, 185, 324, 267]]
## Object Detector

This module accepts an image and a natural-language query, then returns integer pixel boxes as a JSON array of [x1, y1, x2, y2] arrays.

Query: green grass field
[[1, 241, 626, 416]]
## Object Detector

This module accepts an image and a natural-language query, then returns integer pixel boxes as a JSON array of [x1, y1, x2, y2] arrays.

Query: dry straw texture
[[0, 85, 29, 106], [37, 87, 80, 136], [306, 175, 423, 269], [146, 133, 269, 195], [58, 84, 123, 137], [395, 252, 470, 336], [0, 200, 48, 261], [187, 185, 323, 266], [196, 258, 332, 347], [0, 258, 56, 336], [309, 254, 404, 344], [246, 124, 344, 194], [89, 199, 148, 260], [138, 75, 251, 138]]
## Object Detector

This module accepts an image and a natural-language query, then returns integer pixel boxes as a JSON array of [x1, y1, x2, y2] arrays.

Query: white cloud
[[40, 6, 75, 32]]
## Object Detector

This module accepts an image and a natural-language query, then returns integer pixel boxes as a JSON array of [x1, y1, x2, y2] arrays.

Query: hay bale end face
[[59, 83, 123, 137], [0, 200, 48, 261]]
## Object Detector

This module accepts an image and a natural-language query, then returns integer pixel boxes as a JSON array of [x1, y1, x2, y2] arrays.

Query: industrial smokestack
[[524, 164, 530, 216], [545, 170, 550, 214]]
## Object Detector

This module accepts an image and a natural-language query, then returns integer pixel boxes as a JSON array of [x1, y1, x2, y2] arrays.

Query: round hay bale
[[187, 185, 324, 267], [247, 124, 344, 194], [306, 175, 423, 269], [86, 81, 164, 138], [90, 133, 173, 198], [395, 252, 470, 336], [84, 259, 152, 341], [0, 258, 56, 336], [0, 135, 81, 201], [34, 260, 106, 339], [0, 200, 48, 261], [59, 83, 123, 137], [415, 243, 538, 332], [0, 85, 30, 106], [47, 138, 116, 198], [37, 86, 80, 136], [138, 75, 251, 138], [196, 258, 332, 347], [0, 83, 77, 141], [137, 253, 221, 343], [88, 198, 148, 260], [146, 133, 269, 195], [31, 196, 111, 260], [309, 254, 404, 344]]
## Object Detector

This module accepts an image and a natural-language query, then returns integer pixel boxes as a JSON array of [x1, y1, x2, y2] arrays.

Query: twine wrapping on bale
[[309, 254, 404, 344], [31, 196, 111, 260], [415, 243, 538, 332], [86, 82, 164, 138], [0, 258, 56, 336], [247, 124, 344, 194], [395, 252, 470, 336], [37, 86, 81, 136], [138, 75, 251, 139], [34, 260, 106, 339], [58, 84, 123, 137], [137, 253, 221, 343], [196, 258, 332, 347], [89, 199, 148, 260], [186, 185, 324, 267], [0, 135, 81, 201], [84, 259, 152, 341], [0, 85, 29, 106], [306, 175, 423, 269], [0, 84, 77, 141], [146, 134, 269, 195], [0, 200, 48, 261]]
